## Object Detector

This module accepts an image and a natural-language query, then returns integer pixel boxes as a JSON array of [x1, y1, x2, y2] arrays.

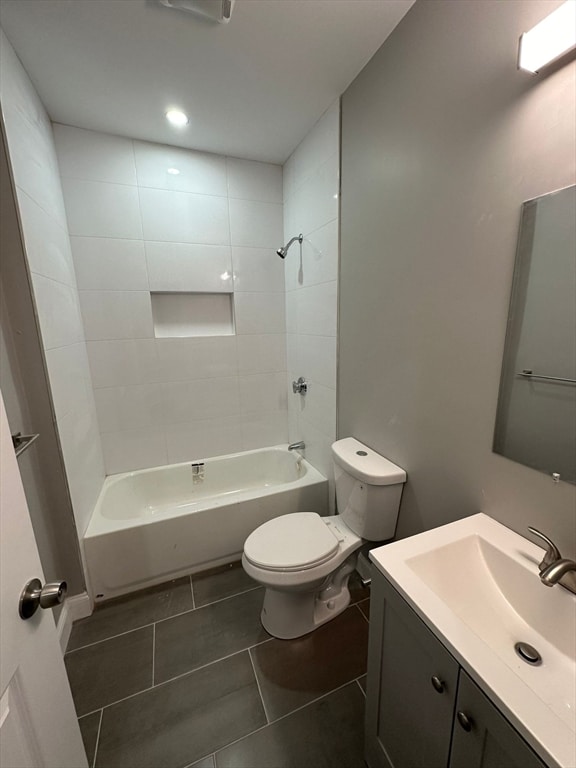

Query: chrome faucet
[[288, 441, 305, 451], [528, 527, 576, 595]]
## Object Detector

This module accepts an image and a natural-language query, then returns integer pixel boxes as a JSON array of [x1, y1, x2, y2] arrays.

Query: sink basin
[[370, 513, 576, 768]]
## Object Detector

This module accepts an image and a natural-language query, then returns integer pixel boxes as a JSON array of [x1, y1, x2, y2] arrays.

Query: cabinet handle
[[430, 675, 445, 693], [456, 711, 473, 732]]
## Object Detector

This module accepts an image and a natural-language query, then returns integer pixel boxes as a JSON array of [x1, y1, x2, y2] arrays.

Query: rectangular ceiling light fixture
[[518, 0, 576, 73], [159, 0, 235, 24]]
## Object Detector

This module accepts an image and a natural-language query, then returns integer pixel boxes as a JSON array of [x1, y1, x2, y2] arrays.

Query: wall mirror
[[493, 184, 576, 484]]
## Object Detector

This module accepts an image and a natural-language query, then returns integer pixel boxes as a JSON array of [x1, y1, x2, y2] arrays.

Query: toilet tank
[[332, 437, 406, 541]]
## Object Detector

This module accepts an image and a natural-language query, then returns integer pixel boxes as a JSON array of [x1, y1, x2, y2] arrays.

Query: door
[[365, 572, 459, 768], [0, 392, 87, 768], [449, 671, 547, 768]]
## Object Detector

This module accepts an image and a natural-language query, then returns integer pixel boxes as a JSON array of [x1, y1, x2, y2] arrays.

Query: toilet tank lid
[[331, 438, 406, 486]]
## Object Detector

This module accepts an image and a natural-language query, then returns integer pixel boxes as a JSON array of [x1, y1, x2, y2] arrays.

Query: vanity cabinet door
[[449, 671, 547, 768], [365, 572, 459, 768]]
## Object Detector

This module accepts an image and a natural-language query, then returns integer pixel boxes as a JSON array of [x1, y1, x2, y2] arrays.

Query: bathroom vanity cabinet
[[365, 570, 548, 768]]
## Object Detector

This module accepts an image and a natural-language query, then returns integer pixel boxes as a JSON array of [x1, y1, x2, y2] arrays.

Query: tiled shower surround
[[284, 102, 339, 493], [54, 125, 288, 474], [66, 562, 369, 768]]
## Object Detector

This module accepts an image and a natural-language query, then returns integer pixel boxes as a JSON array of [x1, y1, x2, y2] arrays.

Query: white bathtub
[[83, 445, 328, 601]]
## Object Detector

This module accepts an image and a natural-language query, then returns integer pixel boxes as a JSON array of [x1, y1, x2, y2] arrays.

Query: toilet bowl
[[242, 438, 407, 639]]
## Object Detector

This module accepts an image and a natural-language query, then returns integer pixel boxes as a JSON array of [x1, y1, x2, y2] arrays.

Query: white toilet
[[242, 437, 406, 639]]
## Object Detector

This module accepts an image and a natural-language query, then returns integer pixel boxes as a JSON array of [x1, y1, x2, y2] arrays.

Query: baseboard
[[57, 592, 93, 654]]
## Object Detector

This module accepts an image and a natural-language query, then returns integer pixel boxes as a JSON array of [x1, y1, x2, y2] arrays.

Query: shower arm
[[277, 233, 303, 258]]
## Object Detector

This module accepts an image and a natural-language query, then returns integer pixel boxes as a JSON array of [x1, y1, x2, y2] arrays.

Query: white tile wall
[[155, 337, 238, 381], [54, 125, 137, 185], [227, 157, 283, 203], [234, 292, 286, 336], [140, 188, 230, 244], [165, 417, 244, 465], [72, 238, 148, 291], [17, 190, 77, 285], [1, 31, 105, 536], [231, 247, 284, 293], [236, 335, 287, 375], [79, 290, 154, 341], [239, 373, 288, 414], [145, 243, 233, 293], [229, 199, 284, 248], [283, 100, 340, 508], [100, 428, 167, 475], [94, 384, 165, 433], [53, 125, 288, 472], [134, 140, 228, 196]]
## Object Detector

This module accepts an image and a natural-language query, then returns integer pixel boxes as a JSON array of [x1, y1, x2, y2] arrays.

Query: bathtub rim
[[85, 444, 326, 539]]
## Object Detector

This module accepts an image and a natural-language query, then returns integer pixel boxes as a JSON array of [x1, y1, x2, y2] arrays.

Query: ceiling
[[0, 0, 415, 164]]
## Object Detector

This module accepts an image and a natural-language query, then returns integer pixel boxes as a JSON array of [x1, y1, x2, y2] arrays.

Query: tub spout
[[288, 441, 305, 451], [191, 462, 205, 483]]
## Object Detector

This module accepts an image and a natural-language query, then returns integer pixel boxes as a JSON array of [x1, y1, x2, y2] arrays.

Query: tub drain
[[514, 642, 542, 665]]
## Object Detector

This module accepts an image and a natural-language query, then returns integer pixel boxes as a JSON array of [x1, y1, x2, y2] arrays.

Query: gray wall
[[339, 0, 576, 553]]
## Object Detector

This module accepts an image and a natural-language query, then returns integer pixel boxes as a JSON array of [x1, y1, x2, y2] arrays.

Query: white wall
[[54, 125, 287, 473], [283, 102, 340, 505], [0, 31, 104, 537]]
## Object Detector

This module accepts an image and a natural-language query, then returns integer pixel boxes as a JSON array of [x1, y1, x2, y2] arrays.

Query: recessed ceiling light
[[165, 109, 189, 127], [167, 167, 180, 175]]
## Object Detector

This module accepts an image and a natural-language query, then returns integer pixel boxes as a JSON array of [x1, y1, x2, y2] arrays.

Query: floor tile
[[154, 587, 268, 683], [192, 560, 258, 607], [95, 651, 266, 768], [68, 578, 193, 650], [65, 626, 153, 716], [250, 606, 368, 721], [215, 682, 366, 768], [187, 757, 215, 768], [78, 711, 101, 767], [358, 599, 370, 620]]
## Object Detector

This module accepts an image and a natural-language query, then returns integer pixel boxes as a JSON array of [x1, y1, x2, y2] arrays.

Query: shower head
[[277, 234, 303, 259]]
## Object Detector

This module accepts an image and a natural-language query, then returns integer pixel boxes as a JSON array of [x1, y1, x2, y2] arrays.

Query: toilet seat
[[244, 512, 340, 571]]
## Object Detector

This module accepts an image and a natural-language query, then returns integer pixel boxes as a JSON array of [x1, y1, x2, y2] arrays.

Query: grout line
[[66, 623, 156, 654], [356, 678, 367, 698], [66, 583, 261, 653], [155, 637, 273, 690], [91, 709, 103, 768], [355, 601, 369, 623], [193, 585, 261, 611], [248, 647, 270, 725], [267, 677, 359, 726], [81, 641, 274, 718], [182, 752, 215, 768], [79, 685, 155, 719], [189, 574, 196, 610], [211, 678, 360, 759], [152, 623, 156, 687], [155, 585, 262, 626]]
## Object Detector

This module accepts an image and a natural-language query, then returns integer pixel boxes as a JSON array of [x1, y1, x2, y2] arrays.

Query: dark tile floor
[[66, 562, 370, 768]]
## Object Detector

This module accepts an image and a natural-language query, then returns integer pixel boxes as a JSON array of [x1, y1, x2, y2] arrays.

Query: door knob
[[456, 711, 473, 732], [19, 578, 67, 619]]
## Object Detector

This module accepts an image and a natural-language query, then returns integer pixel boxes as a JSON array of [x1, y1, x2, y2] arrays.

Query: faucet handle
[[527, 527, 561, 569]]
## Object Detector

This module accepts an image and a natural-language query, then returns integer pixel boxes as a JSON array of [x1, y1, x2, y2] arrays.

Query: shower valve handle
[[292, 377, 308, 395]]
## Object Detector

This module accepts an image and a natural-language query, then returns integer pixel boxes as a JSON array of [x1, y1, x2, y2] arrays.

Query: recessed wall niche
[[150, 292, 235, 338]]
